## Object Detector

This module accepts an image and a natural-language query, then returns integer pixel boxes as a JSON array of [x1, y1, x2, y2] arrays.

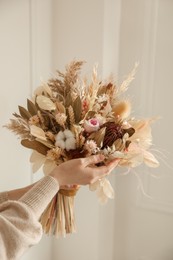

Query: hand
[[50, 154, 119, 187]]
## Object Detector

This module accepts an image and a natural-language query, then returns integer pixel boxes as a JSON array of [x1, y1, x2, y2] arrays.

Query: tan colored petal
[[30, 125, 47, 141], [143, 151, 159, 168], [96, 187, 108, 204], [36, 95, 56, 111], [30, 151, 46, 173], [102, 178, 114, 199], [89, 179, 100, 191], [43, 159, 57, 176]]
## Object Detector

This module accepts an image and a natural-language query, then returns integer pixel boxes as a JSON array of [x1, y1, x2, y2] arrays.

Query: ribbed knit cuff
[[0, 191, 9, 204], [19, 176, 59, 219]]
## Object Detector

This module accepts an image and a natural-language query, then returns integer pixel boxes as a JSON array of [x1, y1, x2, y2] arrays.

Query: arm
[[0, 183, 35, 204], [0, 155, 118, 259], [0, 192, 8, 204], [0, 175, 59, 260]]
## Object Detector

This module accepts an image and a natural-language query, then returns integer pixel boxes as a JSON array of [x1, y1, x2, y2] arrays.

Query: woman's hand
[[50, 154, 119, 187]]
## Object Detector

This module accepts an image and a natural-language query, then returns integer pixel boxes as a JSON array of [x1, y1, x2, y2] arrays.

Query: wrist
[[50, 169, 64, 187]]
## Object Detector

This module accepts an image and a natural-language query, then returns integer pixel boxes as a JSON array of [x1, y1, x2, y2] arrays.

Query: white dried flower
[[55, 129, 76, 151], [97, 94, 109, 103]]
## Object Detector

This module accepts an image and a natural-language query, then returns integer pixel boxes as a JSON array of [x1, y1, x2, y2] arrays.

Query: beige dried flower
[[84, 140, 98, 154], [55, 113, 67, 127], [46, 147, 62, 160], [113, 100, 131, 120], [46, 131, 55, 142], [29, 115, 40, 125]]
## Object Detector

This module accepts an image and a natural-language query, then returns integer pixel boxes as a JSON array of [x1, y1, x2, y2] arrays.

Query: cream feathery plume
[[4, 119, 30, 139], [113, 100, 131, 120], [119, 62, 139, 94], [88, 64, 100, 111]]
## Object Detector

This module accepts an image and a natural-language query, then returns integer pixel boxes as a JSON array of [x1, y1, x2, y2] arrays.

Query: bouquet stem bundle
[[40, 189, 78, 237]]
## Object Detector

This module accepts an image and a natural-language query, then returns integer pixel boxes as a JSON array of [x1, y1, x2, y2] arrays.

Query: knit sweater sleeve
[[0, 176, 59, 260], [0, 191, 8, 204]]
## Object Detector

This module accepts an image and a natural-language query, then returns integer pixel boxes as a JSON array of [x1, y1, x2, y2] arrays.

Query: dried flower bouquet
[[6, 60, 159, 237]]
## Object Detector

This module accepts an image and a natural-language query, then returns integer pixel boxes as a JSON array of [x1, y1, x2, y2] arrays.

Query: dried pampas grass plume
[[113, 100, 131, 120]]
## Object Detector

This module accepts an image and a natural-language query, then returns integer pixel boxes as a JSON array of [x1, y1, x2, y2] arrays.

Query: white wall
[[0, 1, 53, 259], [114, 1, 173, 259]]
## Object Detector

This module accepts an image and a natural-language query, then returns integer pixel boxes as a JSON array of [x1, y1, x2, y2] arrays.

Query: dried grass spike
[[68, 105, 75, 127]]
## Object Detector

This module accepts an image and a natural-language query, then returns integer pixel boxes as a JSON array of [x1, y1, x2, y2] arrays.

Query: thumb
[[83, 154, 105, 167]]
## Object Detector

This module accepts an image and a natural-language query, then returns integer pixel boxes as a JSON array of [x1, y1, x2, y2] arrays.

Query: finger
[[106, 159, 120, 170], [93, 165, 109, 177], [93, 159, 119, 178], [83, 154, 105, 167], [106, 159, 120, 173]]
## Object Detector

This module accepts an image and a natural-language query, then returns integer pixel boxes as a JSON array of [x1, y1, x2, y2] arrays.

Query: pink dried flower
[[82, 99, 89, 112], [84, 118, 100, 133]]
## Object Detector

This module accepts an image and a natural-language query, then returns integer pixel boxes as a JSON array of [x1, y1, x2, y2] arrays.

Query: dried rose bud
[[84, 118, 100, 133]]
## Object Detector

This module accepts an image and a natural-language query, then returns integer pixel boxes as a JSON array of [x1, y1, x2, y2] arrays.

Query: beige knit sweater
[[0, 176, 59, 260]]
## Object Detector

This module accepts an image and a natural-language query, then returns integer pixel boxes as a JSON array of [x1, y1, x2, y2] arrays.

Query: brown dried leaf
[[56, 102, 66, 114], [21, 139, 49, 155], [97, 85, 107, 96], [13, 113, 22, 118], [113, 138, 124, 151], [18, 106, 31, 120], [65, 92, 73, 107], [35, 138, 54, 149], [27, 99, 38, 116], [89, 127, 106, 146], [73, 96, 82, 123], [86, 111, 97, 119], [123, 127, 135, 137]]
